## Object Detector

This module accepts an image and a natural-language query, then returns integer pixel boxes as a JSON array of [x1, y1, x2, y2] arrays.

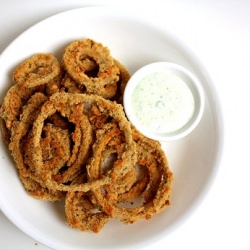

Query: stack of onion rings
[[0, 38, 174, 233]]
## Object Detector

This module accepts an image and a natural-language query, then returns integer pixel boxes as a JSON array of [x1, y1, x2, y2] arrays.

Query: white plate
[[0, 7, 223, 250]]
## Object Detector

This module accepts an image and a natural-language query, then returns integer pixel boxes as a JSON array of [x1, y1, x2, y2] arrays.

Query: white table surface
[[1, 0, 250, 249]]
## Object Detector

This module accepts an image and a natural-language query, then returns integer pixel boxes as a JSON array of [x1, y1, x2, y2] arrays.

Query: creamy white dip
[[131, 71, 195, 133]]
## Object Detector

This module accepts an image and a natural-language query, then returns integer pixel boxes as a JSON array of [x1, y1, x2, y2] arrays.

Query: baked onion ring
[[13, 53, 61, 88], [91, 128, 174, 224], [29, 92, 136, 192], [62, 39, 119, 99], [0, 56, 61, 131]]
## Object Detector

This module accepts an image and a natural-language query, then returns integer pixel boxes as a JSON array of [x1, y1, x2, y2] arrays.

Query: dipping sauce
[[131, 71, 195, 133]]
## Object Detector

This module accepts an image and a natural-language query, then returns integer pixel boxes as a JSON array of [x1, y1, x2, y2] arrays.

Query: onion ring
[[13, 53, 61, 88], [90, 128, 174, 224], [62, 39, 119, 99], [0, 55, 61, 131], [29, 92, 136, 192]]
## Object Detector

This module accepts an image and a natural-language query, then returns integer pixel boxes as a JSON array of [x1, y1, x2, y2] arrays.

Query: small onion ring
[[62, 39, 119, 99], [13, 53, 61, 88]]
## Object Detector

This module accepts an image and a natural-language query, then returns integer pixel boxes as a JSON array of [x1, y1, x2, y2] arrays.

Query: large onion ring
[[91, 128, 174, 224], [29, 92, 136, 192]]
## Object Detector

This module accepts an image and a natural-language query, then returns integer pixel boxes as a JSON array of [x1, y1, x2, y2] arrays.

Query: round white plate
[[0, 7, 223, 250]]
